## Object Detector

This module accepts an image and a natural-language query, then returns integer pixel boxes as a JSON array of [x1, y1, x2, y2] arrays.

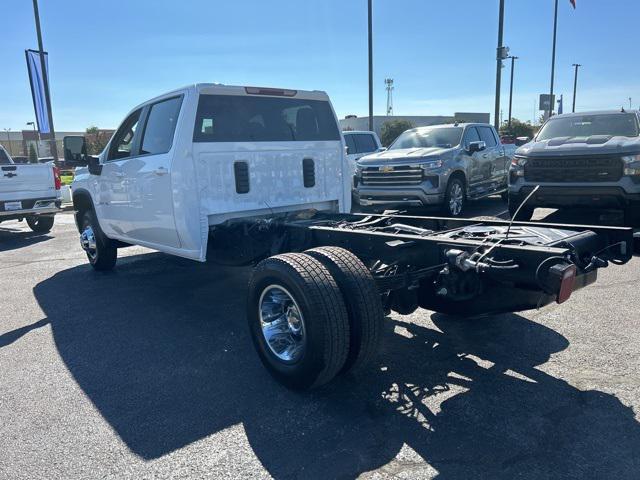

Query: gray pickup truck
[[352, 123, 511, 216], [508, 110, 640, 224]]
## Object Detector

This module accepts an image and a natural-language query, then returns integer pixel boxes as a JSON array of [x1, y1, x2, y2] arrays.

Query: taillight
[[547, 263, 577, 304], [53, 166, 61, 190]]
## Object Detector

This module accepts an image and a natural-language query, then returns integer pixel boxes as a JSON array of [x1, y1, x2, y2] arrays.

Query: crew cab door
[[462, 126, 485, 187], [477, 126, 507, 187], [98, 96, 182, 248]]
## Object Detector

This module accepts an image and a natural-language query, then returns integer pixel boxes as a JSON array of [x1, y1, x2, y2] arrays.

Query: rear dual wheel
[[247, 248, 383, 390]]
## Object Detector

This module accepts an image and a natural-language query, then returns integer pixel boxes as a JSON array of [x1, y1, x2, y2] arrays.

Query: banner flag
[[25, 49, 51, 134]]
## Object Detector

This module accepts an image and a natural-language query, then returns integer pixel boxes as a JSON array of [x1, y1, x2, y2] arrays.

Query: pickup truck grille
[[360, 166, 423, 186], [524, 155, 623, 183]]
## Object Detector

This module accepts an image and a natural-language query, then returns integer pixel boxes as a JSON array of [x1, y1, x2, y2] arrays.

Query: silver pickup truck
[[508, 110, 640, 224], [352, 123, 512, 216]]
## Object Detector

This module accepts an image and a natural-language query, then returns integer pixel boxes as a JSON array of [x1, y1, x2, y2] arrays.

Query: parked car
[[342, 130, 383, 181], [353, 123, 512, 216], [508, 109, 640, 224], [64, 84, 632, 390], [0, 145, 62, 232]]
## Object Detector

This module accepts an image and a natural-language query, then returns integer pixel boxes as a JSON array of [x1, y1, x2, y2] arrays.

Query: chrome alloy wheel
[[80, 225, 97, 261], [449, 183, 464, 216], [259, 285, 306, 363]]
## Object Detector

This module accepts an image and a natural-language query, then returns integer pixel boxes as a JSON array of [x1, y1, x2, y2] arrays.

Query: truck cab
[[70, 84, 350, 262]]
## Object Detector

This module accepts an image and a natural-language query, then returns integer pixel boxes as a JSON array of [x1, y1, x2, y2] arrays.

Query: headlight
[[622, 154, 640, 176], [511, 155, 528, 167], [420, 159, 443, 169]]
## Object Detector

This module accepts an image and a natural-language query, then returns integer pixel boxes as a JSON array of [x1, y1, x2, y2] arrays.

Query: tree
[[380, 120, 414, 147], [28, 143, 38, 163], [85, 126, 112, 155], [499, 118, 536, 139]]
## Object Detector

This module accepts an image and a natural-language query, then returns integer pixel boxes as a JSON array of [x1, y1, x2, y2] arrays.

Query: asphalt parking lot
[[1, 200, 639, 479]]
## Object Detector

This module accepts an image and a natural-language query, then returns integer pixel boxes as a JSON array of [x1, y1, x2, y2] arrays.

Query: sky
[[1, 0, 639, 132]]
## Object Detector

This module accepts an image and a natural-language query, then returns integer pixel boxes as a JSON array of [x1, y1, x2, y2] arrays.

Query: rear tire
[[26, 215, 54, 233], [80, 210, 117, 271], [247, 253, 350, 390], [306, 247, 383, 374], [442, 177, 466, 217]]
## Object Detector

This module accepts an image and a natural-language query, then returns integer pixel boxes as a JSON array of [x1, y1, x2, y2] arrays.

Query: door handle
[[154, 167, 168, 175], [482, 154, 489, 158], [112, 172, 125, 178]]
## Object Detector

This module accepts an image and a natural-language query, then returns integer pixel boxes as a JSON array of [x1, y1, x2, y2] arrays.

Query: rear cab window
[[193, 95, 340, 142]]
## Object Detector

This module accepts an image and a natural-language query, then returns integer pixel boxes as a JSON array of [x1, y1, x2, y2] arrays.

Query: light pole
[[571, 63, 581, 113], [27, 121, 40, 158], [494, 0, 506, 130], [367, 0, 373, 132], [507, 55, 518, 131], [548, 0, 559, 118], [3, 128, 12, 156]]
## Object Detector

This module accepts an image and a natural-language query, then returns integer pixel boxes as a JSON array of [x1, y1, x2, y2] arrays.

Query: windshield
[[389, 127, 462, 150], [537, 113, 639, 140]]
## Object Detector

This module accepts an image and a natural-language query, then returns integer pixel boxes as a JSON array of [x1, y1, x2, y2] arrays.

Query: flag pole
[[31, 0, 58, 160], [494, 0, 505, 130], [548, 0, 559, 118]]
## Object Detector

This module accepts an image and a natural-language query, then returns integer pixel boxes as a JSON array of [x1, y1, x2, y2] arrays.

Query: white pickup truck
[[65, 83, 635, 390], [0, 145, 61, 232]]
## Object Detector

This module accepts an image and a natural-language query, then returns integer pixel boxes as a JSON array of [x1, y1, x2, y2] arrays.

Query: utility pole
[[549, 0, 559, 118], [367, 0, 374, 132], [31, 0, 58, 160], [629, 97, 633, 110], [494, 0, 505, 130], [3, 128, 12, 156], [571, 63, 581, 113], [507, 56, 518, 131]]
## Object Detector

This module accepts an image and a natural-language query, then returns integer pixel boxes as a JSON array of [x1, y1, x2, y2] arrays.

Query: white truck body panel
[[72, 84, 350, 262]]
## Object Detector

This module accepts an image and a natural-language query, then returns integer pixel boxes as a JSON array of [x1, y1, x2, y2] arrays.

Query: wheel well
[[447, 171, 467, 194], [448, 170, 466, 186], [72, 190, 94, 233]]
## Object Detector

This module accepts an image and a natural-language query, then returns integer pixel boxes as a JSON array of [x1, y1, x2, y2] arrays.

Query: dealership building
[[1, 129, 113, 160], [339, 113, 490, 136]]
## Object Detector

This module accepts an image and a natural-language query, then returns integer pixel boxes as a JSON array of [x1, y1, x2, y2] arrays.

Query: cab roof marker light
[[245, 87, 297, 97]]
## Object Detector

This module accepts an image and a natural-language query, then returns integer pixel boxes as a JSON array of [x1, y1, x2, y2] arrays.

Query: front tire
[[80, 210, 117, 271], [247, 253, 350, 390], [306, 247, 383, 374], [442, 177, 466, 217], [26, 215, 54, 233]]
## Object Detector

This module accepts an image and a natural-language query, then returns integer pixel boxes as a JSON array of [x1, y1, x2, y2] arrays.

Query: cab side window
[[463, 127, 481, 148], [108, 109, 142, 161], [478, 126, 497, 147], [344, 134, 356, 154], [140, 96, 183, 155], [353, 133, 377, 154]]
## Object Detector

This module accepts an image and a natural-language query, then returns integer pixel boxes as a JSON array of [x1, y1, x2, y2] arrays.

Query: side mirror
[[515, 136, 530, 147], [376, 147, 387, 152], [467, 141, 486, 153], [63, 135, 88, 166]]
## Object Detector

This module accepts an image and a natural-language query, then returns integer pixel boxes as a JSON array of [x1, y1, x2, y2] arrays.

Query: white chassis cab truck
[[67, 84, 635, 390]]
